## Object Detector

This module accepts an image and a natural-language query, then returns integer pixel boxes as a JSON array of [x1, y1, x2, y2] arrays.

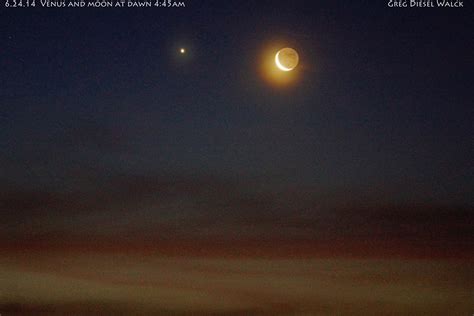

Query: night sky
[[1, 1, 473, 314]]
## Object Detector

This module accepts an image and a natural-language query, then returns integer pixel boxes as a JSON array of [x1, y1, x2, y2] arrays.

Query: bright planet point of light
[[275, 48, 299, 72]]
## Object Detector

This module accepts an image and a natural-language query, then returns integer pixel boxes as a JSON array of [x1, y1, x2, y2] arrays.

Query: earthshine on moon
[[275, 48, 299, 72]]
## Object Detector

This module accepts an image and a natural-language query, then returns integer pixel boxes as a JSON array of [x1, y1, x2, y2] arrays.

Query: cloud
[[1, 172, 472, 258]]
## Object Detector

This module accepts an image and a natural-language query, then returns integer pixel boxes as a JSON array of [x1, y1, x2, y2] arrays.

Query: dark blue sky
[[1, 1, 473, 247]]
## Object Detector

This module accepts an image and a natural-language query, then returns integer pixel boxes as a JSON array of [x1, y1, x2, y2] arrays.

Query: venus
[[275, 48, 299, 72]]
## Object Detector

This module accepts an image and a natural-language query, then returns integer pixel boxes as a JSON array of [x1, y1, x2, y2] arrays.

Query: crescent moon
[[275, 51, 293, 72]]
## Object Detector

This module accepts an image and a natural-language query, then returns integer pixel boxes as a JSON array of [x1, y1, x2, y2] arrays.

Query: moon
[[275, 48, 299, 72]]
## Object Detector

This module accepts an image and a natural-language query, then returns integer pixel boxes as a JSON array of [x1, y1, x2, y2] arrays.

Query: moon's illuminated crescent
[[275, 48, 299, 72], [275, 51, 292, 72]]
